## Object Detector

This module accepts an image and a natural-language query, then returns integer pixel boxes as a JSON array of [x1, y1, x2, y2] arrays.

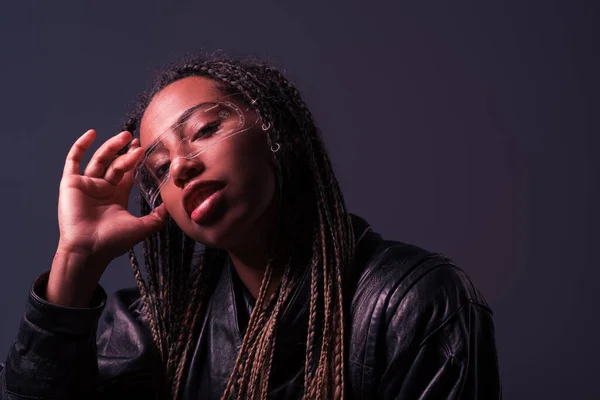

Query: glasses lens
[[133, 101, 252, 209]]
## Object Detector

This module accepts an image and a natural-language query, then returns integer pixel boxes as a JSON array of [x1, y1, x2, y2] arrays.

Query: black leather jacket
[[0, 215, 501, 399]]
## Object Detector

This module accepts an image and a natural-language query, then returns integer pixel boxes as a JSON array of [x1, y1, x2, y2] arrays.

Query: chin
[[180, 211, 241, 251], [173, 196, 274, 252], [182, 222, 228, 249]]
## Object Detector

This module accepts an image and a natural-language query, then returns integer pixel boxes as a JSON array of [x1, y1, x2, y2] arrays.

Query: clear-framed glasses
[[133, 99, 259, 208]]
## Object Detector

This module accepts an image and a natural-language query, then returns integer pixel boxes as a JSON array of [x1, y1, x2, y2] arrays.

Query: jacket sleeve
[[0, 271, 164, 399], [379, 264, 502, 400]]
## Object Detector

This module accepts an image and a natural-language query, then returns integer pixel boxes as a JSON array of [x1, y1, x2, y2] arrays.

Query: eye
[[153, 162, 170, 180], [193, 121, 221, 140]]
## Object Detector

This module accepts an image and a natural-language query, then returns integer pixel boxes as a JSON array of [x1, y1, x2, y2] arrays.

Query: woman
[[0, 54, 501, 399]]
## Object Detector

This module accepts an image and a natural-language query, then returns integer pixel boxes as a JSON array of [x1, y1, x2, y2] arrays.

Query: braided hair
[[123, 53, 356, 400]]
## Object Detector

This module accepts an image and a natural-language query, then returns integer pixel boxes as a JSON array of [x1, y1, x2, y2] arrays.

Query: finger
[[83, 131, 132, 178], [136, 203, 169, 237], [104, 147, 144, 187], [63, 129, 96, 177], [130, 138, 140, 148], [114, 136, 140, 160], [120, 138, 143, 190], [122, 137, 140, 158], [107, 137, 140, 186]]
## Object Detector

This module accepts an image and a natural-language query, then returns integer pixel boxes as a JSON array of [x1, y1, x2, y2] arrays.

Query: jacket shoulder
[[347, 216, 501, 398], [346, 223, 497, 395], [348, 224, 492, 344]]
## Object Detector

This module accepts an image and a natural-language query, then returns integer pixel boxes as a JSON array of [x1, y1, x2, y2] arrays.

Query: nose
[[170, 156, 205, 189]]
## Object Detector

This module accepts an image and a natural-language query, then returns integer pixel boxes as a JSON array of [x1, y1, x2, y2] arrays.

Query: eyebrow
[[144, 101, 217, 156]]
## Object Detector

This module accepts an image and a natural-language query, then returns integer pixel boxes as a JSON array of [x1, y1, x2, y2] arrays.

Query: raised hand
[[47, 129, 168, 307]]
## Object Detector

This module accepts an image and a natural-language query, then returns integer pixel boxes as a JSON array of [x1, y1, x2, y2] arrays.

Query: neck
[[228, 248, 284, 300], [227, 204, 284, 300]]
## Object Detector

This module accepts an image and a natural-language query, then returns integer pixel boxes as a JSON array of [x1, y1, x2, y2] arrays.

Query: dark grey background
[[0, 0, 597, 398]]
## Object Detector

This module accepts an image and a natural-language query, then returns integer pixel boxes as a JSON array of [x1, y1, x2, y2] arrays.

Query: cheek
[[231, 163, 276, 233], [156, 184, 186, 222], [249, 165, 276, 207], [227, 137, 276, 206]]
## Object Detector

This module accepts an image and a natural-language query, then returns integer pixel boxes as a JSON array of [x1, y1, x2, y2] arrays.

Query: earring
[[270, 142, 281, 153]]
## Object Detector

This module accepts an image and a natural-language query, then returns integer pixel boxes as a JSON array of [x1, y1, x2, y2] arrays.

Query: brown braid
[[122, 53, 355, 399], [303, 242, 321, 390]]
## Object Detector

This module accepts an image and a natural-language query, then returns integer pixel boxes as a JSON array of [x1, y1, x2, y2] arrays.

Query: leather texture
[[0, 215, 501, 399]]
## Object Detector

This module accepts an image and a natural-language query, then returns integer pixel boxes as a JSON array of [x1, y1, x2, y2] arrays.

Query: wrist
[[47, 247, 110, 308], [56, 238, 94, 258]]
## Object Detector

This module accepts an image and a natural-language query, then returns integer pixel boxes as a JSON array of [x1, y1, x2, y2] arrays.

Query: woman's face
[[139, 76, 277, 251]]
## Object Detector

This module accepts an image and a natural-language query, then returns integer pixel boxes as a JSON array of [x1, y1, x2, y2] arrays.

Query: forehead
[[139, 76, 224, 146]]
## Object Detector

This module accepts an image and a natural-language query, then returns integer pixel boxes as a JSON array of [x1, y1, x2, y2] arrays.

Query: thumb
[[136, 203, 169, 236]]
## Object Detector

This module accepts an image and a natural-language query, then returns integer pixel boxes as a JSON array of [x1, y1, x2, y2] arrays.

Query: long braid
[[163, 224, 188, 386], [171, 248, 221, 399], [140, 199, 169, 361], [165, 221, 198, 387], [129, 248, 162, 354], [221, 261, 275, 398], [248, 266, 294, 399], [165, 234, 192, 366], [303, 240, 321, 391], [123, 53, 356, 399]]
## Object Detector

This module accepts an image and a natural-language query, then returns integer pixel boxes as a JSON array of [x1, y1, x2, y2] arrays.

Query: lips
[[182, 179, 226, 216]]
